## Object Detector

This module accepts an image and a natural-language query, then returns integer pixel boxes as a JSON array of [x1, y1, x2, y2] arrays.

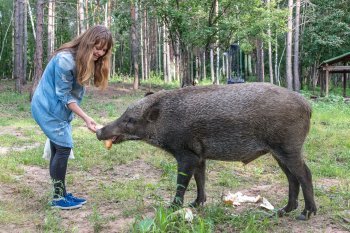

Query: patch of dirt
[[0, 142, 41, 155], [0, 126, 42, 156], [1, 159, 348, 233]]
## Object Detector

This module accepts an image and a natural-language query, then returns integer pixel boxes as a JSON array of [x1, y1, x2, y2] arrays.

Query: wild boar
[[96, 83, 317, 220]]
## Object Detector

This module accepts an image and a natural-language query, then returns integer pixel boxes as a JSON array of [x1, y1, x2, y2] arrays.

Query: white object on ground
[[42, 138, 75, 160], [223, 191, 261, 206], [172, 208, 194, 222], [259, 197, 275, 210]]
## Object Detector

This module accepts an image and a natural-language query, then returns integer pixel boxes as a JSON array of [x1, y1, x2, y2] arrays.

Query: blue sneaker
[[51, 197, 82, 210], [65, 193, 87, 205]]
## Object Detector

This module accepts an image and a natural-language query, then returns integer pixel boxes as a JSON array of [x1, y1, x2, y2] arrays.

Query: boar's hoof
[[277, 202, 299, 217], [296, 209, 317, 221], [189, 201, 204, 208], [168, 203, 182, 211], [169, 197, 183, 210], [277, 208, 287, 217]]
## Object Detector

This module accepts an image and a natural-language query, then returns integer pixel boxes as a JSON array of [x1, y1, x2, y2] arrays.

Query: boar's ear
[[144, 91, 154, 97], [145, 104, 160, 122]]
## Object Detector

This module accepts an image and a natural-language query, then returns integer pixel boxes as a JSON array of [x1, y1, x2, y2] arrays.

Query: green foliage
[[0, 0, 14, 78], [131, 204, 274, 233], [301, 0, 350, 66]]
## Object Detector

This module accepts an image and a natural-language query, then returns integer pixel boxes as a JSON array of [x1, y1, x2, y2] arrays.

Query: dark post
[[343, 73, 347, 97]]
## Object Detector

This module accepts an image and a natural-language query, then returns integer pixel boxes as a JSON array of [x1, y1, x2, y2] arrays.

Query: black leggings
[[49, 141, 71, 198]]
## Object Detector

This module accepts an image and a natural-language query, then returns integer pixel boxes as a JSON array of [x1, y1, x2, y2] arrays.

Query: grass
[[0, 78, 350, 232]]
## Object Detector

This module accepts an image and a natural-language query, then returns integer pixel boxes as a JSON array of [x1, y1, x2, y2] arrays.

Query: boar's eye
[[125, 117, 136, 130], [128, 118, 136, 124]]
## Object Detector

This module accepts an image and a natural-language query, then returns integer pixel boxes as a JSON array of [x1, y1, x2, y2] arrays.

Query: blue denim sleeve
[[54, 54, 77, 106]]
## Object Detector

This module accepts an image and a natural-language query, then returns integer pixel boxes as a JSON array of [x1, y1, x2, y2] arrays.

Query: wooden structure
[[319, 52, 350, 97]]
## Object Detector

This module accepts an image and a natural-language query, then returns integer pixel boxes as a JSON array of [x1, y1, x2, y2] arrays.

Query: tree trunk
[[247, 54, 252, 77], [23, 0, 27, 84], [286, 0, 293, 90], [256, 39, 264, 82], [166, 36, 171, 81], [175, 39, 180, 81], [78, 0, 85, 34], [130, 2, 139, 89], [293, 0, 301, 91], [47, 0, 55, 57], [274, 35, 279, 85], [202, 51, 206, 80], [14, 0, 25, 92], [140, 8, 144, 81], [216, 47, 220, 84], [144, 9, 149, 80], [267, 0, 273, 84], [106, 0, 111, 28], [27, 0, 36, 40], [210, 48, 214, 83], [157, 19, 161, 74], [30, 0, 44, 101], [180, 45, 191, 87], [214, 0, 219, 84], [85, 0, 89, 29]]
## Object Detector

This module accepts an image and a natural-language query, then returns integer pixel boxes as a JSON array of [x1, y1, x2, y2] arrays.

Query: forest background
[[1, 0, 350, 92], [1, 0, 350, 232]]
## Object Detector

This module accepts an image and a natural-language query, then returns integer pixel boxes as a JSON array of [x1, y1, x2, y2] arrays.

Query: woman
[[31, 25, 113, 210]]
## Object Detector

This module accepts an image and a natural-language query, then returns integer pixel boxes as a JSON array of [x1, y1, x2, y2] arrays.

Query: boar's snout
[[96, 129, 104, 141]]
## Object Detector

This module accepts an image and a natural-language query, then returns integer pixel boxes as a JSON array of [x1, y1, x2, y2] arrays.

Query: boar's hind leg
[[171, 152, 199, 208], [274, 159, 300, 216], [190, 159, 207, 207], [274, 151, 317, 220]]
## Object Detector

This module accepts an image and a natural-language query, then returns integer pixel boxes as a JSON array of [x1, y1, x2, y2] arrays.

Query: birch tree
[[78, 0, 85, 34], [130, 1, 139, 89], [286, 0, 293, 90], [267, 0, 273, 84], [48, 0, 56, 57], [293, 0, 301, 91]]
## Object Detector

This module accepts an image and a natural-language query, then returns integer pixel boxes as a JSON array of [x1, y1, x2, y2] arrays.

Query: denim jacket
[[31, 51, 85, 148]]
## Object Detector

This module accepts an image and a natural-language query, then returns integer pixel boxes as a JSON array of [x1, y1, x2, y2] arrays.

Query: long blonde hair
[[54, 25, 113, 89]]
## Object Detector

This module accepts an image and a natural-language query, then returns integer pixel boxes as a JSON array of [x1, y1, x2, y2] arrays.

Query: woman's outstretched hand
[[84, 116, 98, 133]]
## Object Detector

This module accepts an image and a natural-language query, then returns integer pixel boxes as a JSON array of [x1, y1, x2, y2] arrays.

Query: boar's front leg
[[171, 151, 199, 207]]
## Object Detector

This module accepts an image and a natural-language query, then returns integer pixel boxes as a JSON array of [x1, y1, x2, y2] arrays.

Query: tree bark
[[106, 0, 111, 28], [180, 45, 191, 87], [27, 0, 36, 40], [78, 0, 85, 34], [23, 0, 27, 84], [210, 48, 214, 83], [267, 0, 273, 84], [286, 0, 293, 90], [30, 0, 44, 101], [47, 0, 55, 57], [256, 39, 264, 82], [293, 0, 301, 91], [14, 0, 25, 92], [140, 7, 144, 81], [214, 0, 219, 84], [130, 1, 139, 89], [85, 0, 89, 29], [163, 24, 169, 82], [202, 51, 206, 80]]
